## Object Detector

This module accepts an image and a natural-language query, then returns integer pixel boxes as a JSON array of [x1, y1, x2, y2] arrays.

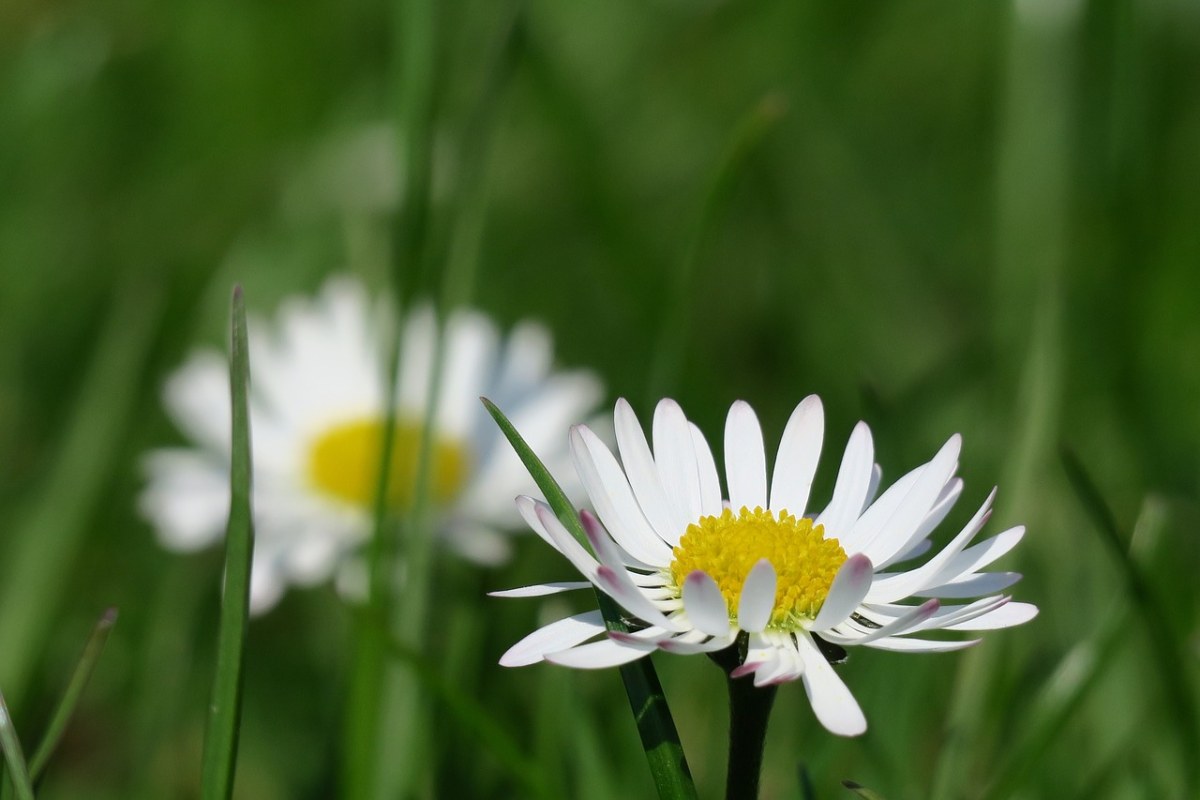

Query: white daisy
[[494, 396, 1037, 736], [140, 275, 602, 613]]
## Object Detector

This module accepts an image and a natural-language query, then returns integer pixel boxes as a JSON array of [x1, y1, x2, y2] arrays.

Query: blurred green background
[[2, 0, 1199, 797]]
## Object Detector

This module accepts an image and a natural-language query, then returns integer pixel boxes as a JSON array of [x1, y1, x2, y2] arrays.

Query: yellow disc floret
[[307, 418, 468, 509], [669, 507, 847, 630]]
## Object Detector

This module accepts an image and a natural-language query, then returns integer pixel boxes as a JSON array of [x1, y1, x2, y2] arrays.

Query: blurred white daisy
[[494, 396, 1036, 736], [140, 276, 602, 613]]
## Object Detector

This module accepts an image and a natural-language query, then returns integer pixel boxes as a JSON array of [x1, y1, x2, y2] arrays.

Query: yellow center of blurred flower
[[669, 507, 846, 629], [307, 419, 469, 509]]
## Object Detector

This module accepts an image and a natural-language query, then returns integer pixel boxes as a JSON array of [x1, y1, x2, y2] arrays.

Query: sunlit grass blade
[[482, 397, 698, 800], [384, 635, 551, 799], [0, 691, 34, 800], [0, 278, 161, 704], [842, 780, 885, 800], [979, 610, 1124, 800], [1060, 448, 1199, 792], [25, 607, 118, 783], [199, 286, 256, 800]]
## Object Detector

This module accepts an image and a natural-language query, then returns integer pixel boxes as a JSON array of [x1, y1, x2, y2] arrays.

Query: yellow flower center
[[669, 507, 847, 630], [307, 418, 469, 509]]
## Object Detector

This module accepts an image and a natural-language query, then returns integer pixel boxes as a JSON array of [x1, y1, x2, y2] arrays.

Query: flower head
[[140, 276, 602, 613], [494, 396, 1036, 736]]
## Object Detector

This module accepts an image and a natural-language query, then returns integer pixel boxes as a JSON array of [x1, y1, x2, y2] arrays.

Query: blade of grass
[[647, 93, 786, 402], [841, 781, 885, 800], [0, 277, 162, 705], [372, 13, 523, 797], [26, 607, 118, 783], [0, 692, 34, 800], [383, 635, 551, 799], [198, 286, 256, 800], [1060, 448, 1200, 792], [482, 398, 698, 800]]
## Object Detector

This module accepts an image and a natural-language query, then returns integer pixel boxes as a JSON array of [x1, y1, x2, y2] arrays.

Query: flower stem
[[712, 643, 778, 800], [725, 675, 777, 800]]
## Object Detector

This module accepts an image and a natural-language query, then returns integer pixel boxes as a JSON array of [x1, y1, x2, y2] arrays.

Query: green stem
[[711, 644, 777, 800]]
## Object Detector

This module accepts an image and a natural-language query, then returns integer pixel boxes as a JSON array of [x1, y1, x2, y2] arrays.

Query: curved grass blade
[[842, 781, 885, 800], [0, 691, 34, 800], [26, 607, 118, 783], [199, 286, 256, 800], [482, 397, 698, 800], [1060, 448, 1200, 792]]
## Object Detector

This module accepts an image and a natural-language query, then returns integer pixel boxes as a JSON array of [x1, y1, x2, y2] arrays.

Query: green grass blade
[[0, 278, 162, 705], [384, 635, 551, 799], [842, 781, 885, 800], [0, 691, 34, 800], [26, 607, 118, 782], [482, 398, 698, 800], [199, 286, 256, 800], [1060, 448, 1200, 791]]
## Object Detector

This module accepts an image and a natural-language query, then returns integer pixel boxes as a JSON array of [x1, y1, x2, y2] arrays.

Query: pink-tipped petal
[[811, 553, 874, 630]]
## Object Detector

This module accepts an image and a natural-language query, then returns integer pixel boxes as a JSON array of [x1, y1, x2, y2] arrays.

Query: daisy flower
[[140, 276, 602, 613], [495, 396, 1036, 736]]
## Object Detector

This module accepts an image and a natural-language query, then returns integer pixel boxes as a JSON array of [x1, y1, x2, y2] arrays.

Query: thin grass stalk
[[375, 15, 521, 796], [343, 0, 437, 791], [198, 286, 256, 800], [0, 278, 161, 705], [483, 398, 698, 800], [646, 93, 785, 402], [929, 3, 1074, 795], [27, 608, 118, 783], [1060, 450, 1200, 792], [0, 692, 33, 800], [384, 636, 551, 798]]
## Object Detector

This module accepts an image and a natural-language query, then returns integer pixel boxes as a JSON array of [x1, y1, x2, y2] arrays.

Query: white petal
[[436, 310, 499, 437], [500, 611, 606, 667], [491, 320, 553, 400], [863, 636, 980, 653], [796, 633, 866, 736], [932, 526, 1026, 583], [737, 560, 777, 633], [594, 566, 684, 632], [570, 425, 672, 565], [769, 395, 824, 517], [945, 601, 1038, 631], [657, 632, 737, 655], [690, 423, 724, 520], [613, 398, 680, 545], [816, 423, 875, 538], [916, 572, 1022, 599], [396, 304, 437, 414], [653, 399, 702, 529], [546, 637, 654, 669], [725, 401, 767, 512], [831, 599, 941, 644], [865, 489, 996, 604], [488, 582, 592, 598], [875, 477, 963, 570], [162, 351, 231, 453], [517, 496, 598, 579], [811, 554, 874, 630], [139, 450, 230, 551], [682, 571, 731, 637], [849, 435, 962, 563]]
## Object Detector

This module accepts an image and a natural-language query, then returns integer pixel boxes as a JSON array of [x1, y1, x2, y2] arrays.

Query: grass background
[[2, 0, 1199, 797]]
